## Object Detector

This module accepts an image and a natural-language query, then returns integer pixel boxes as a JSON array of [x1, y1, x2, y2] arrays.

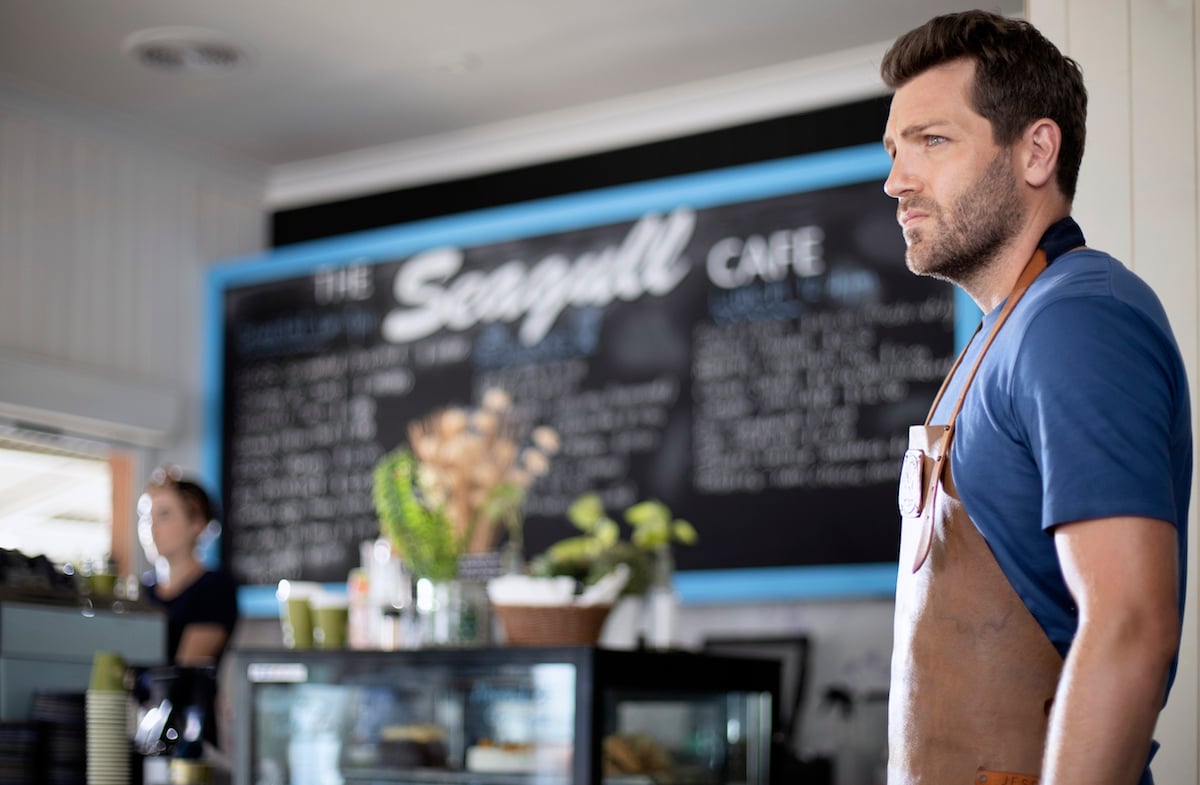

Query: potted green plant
[[372, 448, 460, 583], [372, 388, 558, 645], [529, 492, 696, 596], [526, 492, 696, 648]]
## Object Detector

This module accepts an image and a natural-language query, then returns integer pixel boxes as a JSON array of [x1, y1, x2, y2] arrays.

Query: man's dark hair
[[881, 10, 1087, 200]]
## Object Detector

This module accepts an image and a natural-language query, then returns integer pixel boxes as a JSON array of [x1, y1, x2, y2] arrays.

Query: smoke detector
[[122, 26, 251, 75]]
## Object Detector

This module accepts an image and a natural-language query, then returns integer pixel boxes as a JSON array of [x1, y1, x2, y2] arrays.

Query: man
[[880, 11, 1190, 785]]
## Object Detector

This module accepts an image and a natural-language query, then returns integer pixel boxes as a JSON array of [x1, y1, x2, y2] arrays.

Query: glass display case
[[232, 646, 778, 785]]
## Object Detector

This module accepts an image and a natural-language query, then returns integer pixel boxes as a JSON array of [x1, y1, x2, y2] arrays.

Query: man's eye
[[926, 135, 947, 147]]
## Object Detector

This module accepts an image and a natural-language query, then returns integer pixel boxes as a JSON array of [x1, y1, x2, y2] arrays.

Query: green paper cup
[[276, 581, 321, 649], [88, 573, 117, 596], [310, 593, 349, 649]]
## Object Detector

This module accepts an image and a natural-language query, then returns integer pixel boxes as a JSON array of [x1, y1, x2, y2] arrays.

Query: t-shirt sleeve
[[1011, 296, 1184, 531]]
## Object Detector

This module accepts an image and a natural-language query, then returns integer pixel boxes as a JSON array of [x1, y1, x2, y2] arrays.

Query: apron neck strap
[[924, 248, 1049, 426]]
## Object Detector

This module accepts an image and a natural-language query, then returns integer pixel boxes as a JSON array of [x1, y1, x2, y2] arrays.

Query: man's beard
[[903, 150, 1022, 287]]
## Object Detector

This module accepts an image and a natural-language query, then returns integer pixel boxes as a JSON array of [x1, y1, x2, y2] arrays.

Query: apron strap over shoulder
[[910, 249, 1048, 573], [924, 249, 1049, 428]]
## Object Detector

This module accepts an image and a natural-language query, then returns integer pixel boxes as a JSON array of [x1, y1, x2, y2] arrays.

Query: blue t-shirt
[[930, 246, 1191, 669]]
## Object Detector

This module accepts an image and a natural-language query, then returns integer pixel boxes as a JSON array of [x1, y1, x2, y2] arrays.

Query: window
[[0, 427, 128, 572]]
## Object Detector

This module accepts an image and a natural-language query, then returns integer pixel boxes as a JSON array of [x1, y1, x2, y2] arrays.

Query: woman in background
[[141, 465, 238, 666], [139, 465, 238, 753]]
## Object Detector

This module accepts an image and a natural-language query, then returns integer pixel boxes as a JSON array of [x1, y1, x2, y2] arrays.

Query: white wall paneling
[[1059, 0, 1134, 263], [1029, 0, 1200, 781], [0, 95, 267, 463], [1128, 0, 1199, 780]]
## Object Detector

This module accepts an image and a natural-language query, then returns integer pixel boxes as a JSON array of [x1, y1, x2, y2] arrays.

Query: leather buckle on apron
[[976, 768, 1038, 785], [898, 448, 924, 517], [903, 424, 954, 573]]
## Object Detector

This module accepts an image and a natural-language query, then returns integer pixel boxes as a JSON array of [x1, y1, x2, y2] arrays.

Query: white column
[[1027, 1, 1199, 782]]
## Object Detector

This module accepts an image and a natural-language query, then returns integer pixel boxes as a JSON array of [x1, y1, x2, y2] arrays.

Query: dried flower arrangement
[[373, 388, 559, 581]]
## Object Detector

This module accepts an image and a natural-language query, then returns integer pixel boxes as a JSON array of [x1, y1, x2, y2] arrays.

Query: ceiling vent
[[122, 26, 251, 75]]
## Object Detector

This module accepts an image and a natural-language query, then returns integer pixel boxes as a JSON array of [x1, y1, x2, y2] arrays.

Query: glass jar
[[642, 546, 678, 650], [419, 578, 491, 647]]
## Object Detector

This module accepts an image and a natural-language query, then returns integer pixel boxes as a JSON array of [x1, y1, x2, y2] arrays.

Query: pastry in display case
[[377, 724, 449, 769], [232, 646, 778, 785]]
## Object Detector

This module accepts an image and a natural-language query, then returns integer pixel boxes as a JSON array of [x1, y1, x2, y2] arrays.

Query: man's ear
[[1023, 118, 1061, 189]]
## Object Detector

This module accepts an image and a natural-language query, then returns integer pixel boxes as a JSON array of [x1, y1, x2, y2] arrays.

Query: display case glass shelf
[[232, 646, 778, 785]]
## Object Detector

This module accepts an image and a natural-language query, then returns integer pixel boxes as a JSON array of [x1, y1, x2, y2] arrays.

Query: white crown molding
[[266, 40, 893, 211]]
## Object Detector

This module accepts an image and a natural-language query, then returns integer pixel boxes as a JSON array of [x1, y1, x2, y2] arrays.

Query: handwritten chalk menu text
[[221, 176, 954, 585]]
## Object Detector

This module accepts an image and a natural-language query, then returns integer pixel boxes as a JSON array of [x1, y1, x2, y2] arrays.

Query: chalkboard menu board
[[213, 144, 955, 587]]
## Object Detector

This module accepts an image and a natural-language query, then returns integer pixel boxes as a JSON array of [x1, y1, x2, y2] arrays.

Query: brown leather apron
[[888, 250, 1064, 785]]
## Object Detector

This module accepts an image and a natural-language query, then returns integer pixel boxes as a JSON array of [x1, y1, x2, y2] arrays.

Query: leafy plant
[[373, 448, 461, 581], [625, 499, 698, 551], [529, 493, 696, 596], [373, 389, 559, 580]]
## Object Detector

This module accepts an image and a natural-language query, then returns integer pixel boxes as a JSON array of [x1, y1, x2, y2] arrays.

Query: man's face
[[882, 59, 1023, 285]]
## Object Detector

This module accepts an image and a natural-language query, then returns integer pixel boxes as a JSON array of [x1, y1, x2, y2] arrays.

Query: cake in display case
[[232, 646, 778, 785]]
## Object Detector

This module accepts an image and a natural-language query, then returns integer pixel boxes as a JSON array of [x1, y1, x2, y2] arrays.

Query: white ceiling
[[0, 0, 1021, 176]]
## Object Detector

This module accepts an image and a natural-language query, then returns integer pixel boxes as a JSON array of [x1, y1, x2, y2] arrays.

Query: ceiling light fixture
[[122, 26, 251, 75], [430, 51, 482, 76]]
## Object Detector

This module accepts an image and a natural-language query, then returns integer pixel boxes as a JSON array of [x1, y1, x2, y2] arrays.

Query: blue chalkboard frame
[[205, 142, 979, 617]]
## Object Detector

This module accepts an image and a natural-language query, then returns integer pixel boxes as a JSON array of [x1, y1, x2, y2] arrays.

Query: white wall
[[0, 89, 267, 577], [0, 90, 267, 461], [1029, 1, 1199, 782]]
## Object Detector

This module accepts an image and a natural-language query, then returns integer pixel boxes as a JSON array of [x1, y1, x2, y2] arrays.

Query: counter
[[0, 597, 166, 719], [231, 645, 780, 785]]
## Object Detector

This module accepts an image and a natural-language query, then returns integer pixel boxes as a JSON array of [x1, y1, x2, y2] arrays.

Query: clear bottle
[[642, 546, 677, 650], [346, 567, 371, 649], [366, 538, 411, 649]]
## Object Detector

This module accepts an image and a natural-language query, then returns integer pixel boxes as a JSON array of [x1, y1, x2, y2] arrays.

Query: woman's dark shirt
[[147, 570, 239, 664]]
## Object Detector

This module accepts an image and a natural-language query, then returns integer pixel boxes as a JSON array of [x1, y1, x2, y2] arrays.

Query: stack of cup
[[86, 651, 129, 785]]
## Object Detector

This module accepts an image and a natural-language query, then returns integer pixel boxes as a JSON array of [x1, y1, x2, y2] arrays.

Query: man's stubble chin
[[904, 228, 960, 284], [902, 151, 1021, 287], [903, 230, 933, 276]]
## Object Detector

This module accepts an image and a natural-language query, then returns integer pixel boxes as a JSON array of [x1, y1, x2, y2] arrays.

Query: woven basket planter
[[493, 604, 613, 646]]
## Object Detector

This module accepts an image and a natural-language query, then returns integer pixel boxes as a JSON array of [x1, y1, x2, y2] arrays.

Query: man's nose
[[884, 154, 918, 199]]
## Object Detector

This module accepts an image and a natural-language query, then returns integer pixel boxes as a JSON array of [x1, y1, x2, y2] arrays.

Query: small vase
[[642, 546, 678, 650], [421, 578, 491, 647], [500, 539, 525, 576]]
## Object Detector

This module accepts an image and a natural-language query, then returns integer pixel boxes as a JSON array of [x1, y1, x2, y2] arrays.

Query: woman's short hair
[[147, 465, 215, 525]]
